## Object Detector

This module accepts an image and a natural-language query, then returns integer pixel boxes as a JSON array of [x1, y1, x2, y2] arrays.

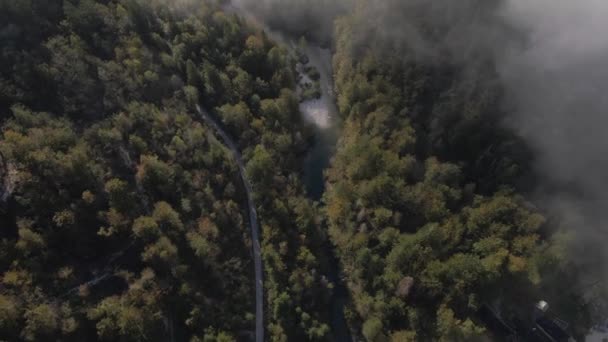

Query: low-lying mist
[[498, 0, 608, 315], [232, 0, 608, 321], [229, 0, 351, 44]]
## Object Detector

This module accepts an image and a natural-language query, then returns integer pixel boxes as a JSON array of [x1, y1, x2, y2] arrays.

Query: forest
[[0, 0, 332, 340], [0, 0, 599, 341], [325, 0, 594, 340]]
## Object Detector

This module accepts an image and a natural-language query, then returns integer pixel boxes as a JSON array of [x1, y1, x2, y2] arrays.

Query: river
[[222, 2, 350, 341], [298, 46, 340, 200], [296, 45, 351, 342]]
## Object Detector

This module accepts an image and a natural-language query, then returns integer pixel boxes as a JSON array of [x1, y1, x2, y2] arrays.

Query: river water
[[298, 46, 340, 200]]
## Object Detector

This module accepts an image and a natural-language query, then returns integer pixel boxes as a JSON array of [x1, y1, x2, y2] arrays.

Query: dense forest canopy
[[0, 0, 333, 341], [0, 0, 603, 341]]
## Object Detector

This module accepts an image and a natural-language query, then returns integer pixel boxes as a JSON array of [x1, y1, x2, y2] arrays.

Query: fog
[[498, 0, 608, 285], [231, 0, 608, 321], [500, 0, 608, 188], [229, 0, 351, 44]]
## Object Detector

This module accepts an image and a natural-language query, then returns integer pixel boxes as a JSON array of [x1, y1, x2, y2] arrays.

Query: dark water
[[303, 128, 335, 199], [299, 46, 340, 200], [296, 46, 352, 342], [298, 47, 351, 342]]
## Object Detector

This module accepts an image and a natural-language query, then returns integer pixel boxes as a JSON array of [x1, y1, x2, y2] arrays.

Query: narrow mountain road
[[196, 105, 264, 342]]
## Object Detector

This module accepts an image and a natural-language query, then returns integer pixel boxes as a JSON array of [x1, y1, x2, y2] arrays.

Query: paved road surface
[[197, 105, 264, 342]]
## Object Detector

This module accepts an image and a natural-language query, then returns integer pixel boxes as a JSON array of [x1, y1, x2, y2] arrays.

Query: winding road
[[196, 105, 264, 342]]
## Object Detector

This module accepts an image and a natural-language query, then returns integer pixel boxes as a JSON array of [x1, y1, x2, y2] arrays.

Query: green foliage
[[133, 216, 161, 240], [362, 317, 384, 341], [89, 295, 152, 341], [137, 155, 175, 196], [216, 102, 252, 136], [152, 201, 183, 232], [436, 305, 485, 342], [142, 236, 178, 265], [22, 304, 59, 341], [0, 1, 331, 340], [246, 145, 274, 188], [325, 1, 584, 340], [0, 295, 20, 332]]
